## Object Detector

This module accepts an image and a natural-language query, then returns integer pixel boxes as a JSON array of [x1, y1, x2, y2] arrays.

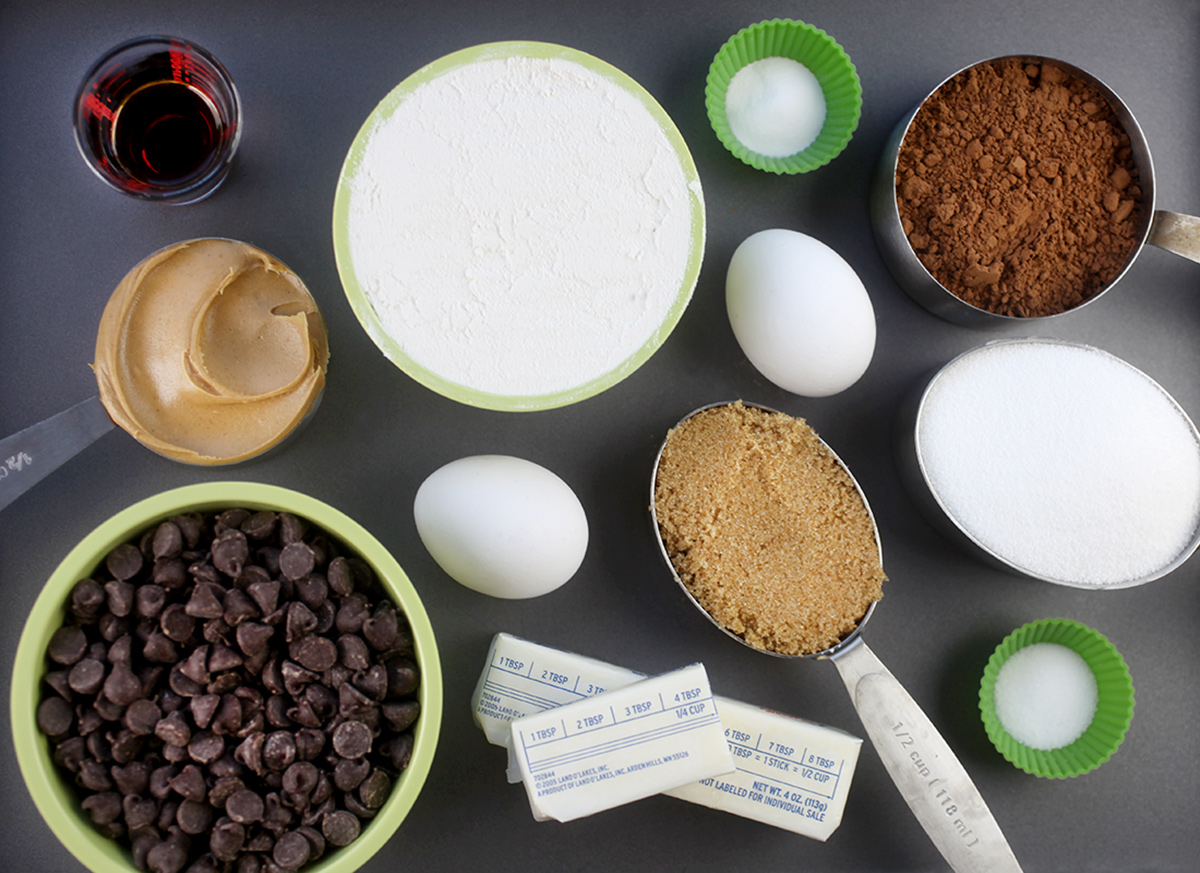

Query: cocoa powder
[[895, 58, 1143, 318]]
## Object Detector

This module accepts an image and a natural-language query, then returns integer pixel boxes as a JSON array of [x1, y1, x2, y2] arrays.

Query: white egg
[[413, 454, 589, 599], [726, 229, 876, 397]]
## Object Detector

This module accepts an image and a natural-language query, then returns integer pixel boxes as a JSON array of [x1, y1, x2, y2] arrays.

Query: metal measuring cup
[[649, 402, 1022, 873], [0, 239, 327, 513], [870, 54, 1200, 327]]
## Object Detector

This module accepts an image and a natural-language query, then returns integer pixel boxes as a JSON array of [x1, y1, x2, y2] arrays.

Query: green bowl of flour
[[333, 41, 706, 412]]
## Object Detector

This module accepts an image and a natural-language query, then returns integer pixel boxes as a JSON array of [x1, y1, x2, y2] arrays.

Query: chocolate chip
[[68, 657, 106, 695], [332, 757, 370, 793], [112, 760, 152, 796], [222, 589, 259, 628], [82, 790, 123, 824], [336, 635, 370, 672], [78, 758, 114, 791], [155, 712, 192, 748], [321, 809, 360, 847], [160, 604, 195, 643], [284, 602, 317, 643], [208, 775, 244, 809], [280, 761, 319, 797], [177, 798, 214, 835], [145, 833, 190, 873], [384, 657, 419, 699], [209, 817, 246, 862], [278, 542, 315, 582], [334, 595, 369, 635], [293, 728, 325, 763], [168, 764, 208, 803], [154, 558, 188, 591], [362, 603, 398, 651], [185, 582, 225, 620], [381, 701, 420, 733], [153, 522, 184, 560], [104, 662, 144, 707], [124, 793, 160, 830], [71, 578, 107, 621], [125, 698, 162, 736], [354, 664, 388, 702], [272, 830, 311, 869], [208, 642, 244, 673], [188, 732, 225, 765], [107, 543, 145, 581], [295, 825, 325, 861], [294, 575, 328, 610], [278, 514, 306, 545], [36, 696, 74, 736], [136, 584, 168, 620], [225, 788, 264, 824], [240, 511, 278, 541], [326, 558, 354, 598], [233, 734, 265, 776], [48, 625, 88, 665], [291, 637, 336, 673], [262, 731, 296, 772], [379, 733, 414, 773], [331, 721, 372, 759], [53, 736, 87, 773], [212, 530, 250, 579], [358, 768, 391, 809]]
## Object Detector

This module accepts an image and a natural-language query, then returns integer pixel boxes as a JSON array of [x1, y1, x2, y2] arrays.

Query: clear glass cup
[[73, 36, 241, 204]]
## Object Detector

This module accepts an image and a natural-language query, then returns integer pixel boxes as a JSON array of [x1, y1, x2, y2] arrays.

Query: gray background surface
[[2, 1, 1198, 870]]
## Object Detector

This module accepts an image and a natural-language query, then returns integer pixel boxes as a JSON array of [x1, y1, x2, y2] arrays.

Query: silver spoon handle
[[0, 395, 114, 513], [830, 638, 1022, 873], [1148, 210, 1200, 263]]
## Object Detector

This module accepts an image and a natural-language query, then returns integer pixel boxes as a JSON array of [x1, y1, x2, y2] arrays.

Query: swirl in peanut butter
[[93, 239, 329, 464]]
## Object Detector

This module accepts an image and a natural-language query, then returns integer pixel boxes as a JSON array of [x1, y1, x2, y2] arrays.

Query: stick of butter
[[509, 663, 734, 823], [473, 633, 862, 839]]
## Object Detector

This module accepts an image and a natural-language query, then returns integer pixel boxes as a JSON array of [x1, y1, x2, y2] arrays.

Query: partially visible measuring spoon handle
[[830, 637, 1023, 873], [1148, 210, 1200, 264], [0, 395, 114, 513]]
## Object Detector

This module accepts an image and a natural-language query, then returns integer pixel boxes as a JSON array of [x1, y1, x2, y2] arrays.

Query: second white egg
[[413, 454, 589, 599], [726, 229, 876, 397]]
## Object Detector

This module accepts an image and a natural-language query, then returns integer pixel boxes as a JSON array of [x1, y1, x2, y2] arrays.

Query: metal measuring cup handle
[[829, 637, 1023, 872], [1149, 211, 1200, 263]]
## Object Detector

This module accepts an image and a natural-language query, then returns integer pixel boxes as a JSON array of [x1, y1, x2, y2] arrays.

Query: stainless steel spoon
[[650, 401, 1022, 873]]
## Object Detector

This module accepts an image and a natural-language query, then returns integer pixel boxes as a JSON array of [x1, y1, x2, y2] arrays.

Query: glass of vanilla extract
[[74, 36, 241, 204]]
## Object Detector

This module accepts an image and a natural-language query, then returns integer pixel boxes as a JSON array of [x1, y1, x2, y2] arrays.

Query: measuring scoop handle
[[0, 395, 114, 513], [1148, 210, 1200, 264], [830, 637, 1023, 873]]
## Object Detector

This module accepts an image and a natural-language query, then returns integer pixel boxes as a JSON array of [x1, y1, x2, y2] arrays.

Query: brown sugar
[[895, 58, 1143, 318], [653, 402, 885, 656]]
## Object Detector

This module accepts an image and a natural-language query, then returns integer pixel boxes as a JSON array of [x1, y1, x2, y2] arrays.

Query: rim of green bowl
[[705, 18, 863, 174], [979, 618, 1133, 778], [332, 40, 706, 412], [11, 482, 443, 873]]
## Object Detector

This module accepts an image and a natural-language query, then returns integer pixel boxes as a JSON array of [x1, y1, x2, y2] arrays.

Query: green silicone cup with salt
[[979, 618, 1134, 778], [706, 19, 862, 174]]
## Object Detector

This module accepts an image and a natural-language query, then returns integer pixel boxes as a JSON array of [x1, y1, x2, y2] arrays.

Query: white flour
[[346, 54, 700, 400]]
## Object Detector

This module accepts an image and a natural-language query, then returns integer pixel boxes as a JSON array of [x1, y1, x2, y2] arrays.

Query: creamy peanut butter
[[93, 238, 329, 464]]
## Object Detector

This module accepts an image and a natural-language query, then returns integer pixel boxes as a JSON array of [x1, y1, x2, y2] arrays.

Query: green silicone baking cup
[[979, 618, 1134, 778], [706, 19, 862, 174]]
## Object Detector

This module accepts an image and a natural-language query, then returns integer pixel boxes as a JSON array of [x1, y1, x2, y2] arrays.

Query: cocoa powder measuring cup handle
[[1148, 211, 1200, 263], [650, 401, 1023, 873], [0, 395, 114, 513]]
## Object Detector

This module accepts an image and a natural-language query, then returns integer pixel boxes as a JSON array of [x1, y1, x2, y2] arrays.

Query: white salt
[[916, 340, 1200, 587], [724, 57, 826, 158], [993, 643, 1098, 750]]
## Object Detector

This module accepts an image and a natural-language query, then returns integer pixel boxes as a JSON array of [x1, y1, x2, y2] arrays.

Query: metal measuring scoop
[[650, 402, 1022, 873], [0, 239, 327, 514], [871, 54, 1200, 327]]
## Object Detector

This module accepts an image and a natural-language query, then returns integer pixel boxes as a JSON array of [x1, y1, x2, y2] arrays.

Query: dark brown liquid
[[111, 80, 220, 186]]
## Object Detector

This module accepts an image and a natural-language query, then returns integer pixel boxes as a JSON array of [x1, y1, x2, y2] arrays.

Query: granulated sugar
[[345, 53, 701, 400], [916, 340, 1200, 587], [993, 642, 1098, 750]]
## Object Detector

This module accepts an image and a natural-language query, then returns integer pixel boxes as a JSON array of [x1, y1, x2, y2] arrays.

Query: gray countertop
[[2, 1, 1198, 870]]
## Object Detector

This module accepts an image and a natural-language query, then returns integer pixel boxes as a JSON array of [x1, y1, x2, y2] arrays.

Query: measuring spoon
[[649, 401, 1022, 873], [0, 238, 328, 513]]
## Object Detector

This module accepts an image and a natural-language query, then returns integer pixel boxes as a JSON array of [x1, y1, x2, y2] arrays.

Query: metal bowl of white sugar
[[332, 41, 706, 412], [896, 337, 1200, 588]]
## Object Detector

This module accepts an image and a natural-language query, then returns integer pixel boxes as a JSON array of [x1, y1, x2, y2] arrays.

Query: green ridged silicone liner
[[979, 618, 1134, 778], [706, 18, 862, 174]]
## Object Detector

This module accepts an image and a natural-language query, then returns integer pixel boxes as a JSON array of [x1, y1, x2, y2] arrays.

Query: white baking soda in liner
[[915, 339, 1200, 587]]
